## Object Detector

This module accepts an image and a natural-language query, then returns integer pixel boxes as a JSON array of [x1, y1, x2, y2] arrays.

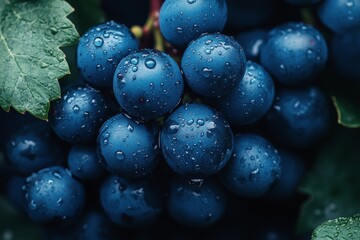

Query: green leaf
[[312, 215, 360, 240], [297, 127, 360, 234], [0, 0, 79, 120], [333, 96, 360, 128], [0, 196, 41, 240]]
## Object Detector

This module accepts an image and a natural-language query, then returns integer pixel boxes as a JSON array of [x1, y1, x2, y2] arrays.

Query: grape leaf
[[297, 127, 360, 234], [0, 0, 79, 120], [332, 96, 360, 128], [312, 215, 360, 240], [0, 196, 41, 240]]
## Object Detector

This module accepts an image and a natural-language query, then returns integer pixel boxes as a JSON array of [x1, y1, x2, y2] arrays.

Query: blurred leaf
[[312, 215, 360, 240], [333, 96, 360, 128], [0, 0, 79, 120], [297, 127, 360, 234], [0, 196, 41, 240], [63, 0, 105, 82]]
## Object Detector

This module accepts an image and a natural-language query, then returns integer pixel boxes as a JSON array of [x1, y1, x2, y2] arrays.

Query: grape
[[226, 0, 274, 29], [100, 175, 163, 228], [159, 0, 228, 48], [220, 134, 281, 198], [23, 166, 85, 225], [67, 145, 106, 181], [331, 32, 360, 81], [318, 0, 360, 33], [264, 86, 332, 149], [5, 122, 65, 175], [181, 33, 246, 97], [214, 61, 275, 126], [235, 29, 267, 62], [113, 49, 184, 120], [49, 84, 113, 144], [167, 177, 227, 227], [260, 22, 328, 85], [97, 113, 159, 178], [77, 21, 139, 88], [161, 103, 234, 179]]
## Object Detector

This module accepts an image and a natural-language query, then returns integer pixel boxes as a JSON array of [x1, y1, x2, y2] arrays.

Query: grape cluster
[[4, 0, 357, 238]]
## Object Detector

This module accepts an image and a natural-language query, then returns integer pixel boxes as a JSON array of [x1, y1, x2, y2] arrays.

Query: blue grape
[[226, 0, 274, 29], [318, 0, 360, 33], [260, 22, 328, 85], [167, 178, 227, 227], [159, 0, 228, 48], [161, 103, 234, 178], [331, 32, 360, 81], [181, 33, 246, 97], [97, 113, 159, 178], [235, 29, 267, 62], [67, 145, 105, 181], [23, 166, 85, 225], [77, 21, 139, 88], [220, 134, 281, 197], [49, 84, 113, 144], [215, 61, 275, 126], [265, 86, 331, 149], [100, 175, 163, 228], [113, 49, 184, 120], [5, 122, 64, 175]]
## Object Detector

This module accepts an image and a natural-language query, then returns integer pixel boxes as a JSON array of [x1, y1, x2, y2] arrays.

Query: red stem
[[150, 0, 162, 15]]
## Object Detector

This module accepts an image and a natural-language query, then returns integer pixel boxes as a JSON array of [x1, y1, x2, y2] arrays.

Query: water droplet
[[145, 58, 156, 69], [127, 124, 134, 132], [307, 49, 315, 59], [73, 105, 80, 113], [132, 66, 138, 72], [188, 0, 196, 4], [103, 32, 110, 38], [279, 64, 287, 75], [93, 37, 103, 47], [130, 57, 139, 65], [115, 151, 125, 160], [187, 119, 194, 125], [57, 198, 63, 205], [197, 119, 205, 126], [168, 122, 180, 134], [176, 27, 183, 33], [188, 178, 203, 189], [202, 67, 213, 78]]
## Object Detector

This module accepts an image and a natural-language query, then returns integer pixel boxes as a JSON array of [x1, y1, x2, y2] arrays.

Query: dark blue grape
[[167, 178, 226, 227], [220, 134, 281, 197], [161, 103, 234, 178], [260, 22, 328, 85], [100, 175, 163, 228], [318, 0, 360, 33], [97, 113, 159, 178], [77, 21, 139, 88], [113, 49, 184, 120], [5, 122, 64, 175], [235, 29, 267, 62], [331, 32, 360, 81], [67, 145, 105, 181], [23, 166, 85, 225], [226, 0, 274, 29], [215, 61, 275, 126], [265, 86, 331, 149], [159, 0, 228, 48], [49, 84, 113, 144], [181, 33, 246, 97]]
